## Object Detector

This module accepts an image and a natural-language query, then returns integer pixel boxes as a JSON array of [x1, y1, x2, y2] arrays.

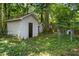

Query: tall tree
[[50, 4, 76, 39], [34, 3, 51, 32], [1, 3, 4, 34]]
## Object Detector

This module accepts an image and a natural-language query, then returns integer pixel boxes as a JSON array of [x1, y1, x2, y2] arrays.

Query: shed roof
[[7, 13, 39, 23]]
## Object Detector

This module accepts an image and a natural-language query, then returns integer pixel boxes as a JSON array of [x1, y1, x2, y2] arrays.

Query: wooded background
[[0, 3, 79, 35]]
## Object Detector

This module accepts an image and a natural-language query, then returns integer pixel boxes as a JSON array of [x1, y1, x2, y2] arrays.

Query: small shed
[[7, 13, 43, 39]]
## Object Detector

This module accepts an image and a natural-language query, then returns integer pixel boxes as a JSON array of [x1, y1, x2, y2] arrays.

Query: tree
[[1, 3, 5, 34], [50, 4, 76, 40], [34, 3, 51, 32]]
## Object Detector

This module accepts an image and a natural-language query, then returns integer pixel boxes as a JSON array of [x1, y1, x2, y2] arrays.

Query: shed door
[[29, 23, 33, 37]]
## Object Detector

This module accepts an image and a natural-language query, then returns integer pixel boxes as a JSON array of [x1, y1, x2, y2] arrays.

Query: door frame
[[28, 23, 33, 38]]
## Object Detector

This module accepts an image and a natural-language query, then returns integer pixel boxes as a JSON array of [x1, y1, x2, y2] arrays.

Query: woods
[[0, 3, 78, 33], [1, 3, 79, 40], [1, 3, 79, 56]]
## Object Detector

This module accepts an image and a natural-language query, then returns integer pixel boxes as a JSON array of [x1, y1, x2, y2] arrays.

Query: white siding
[[20, 16, 39, 39], [7, 15, 39, 39], [7, 21, 21, 36]]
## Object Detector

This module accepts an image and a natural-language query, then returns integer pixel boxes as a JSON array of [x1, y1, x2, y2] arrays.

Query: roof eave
[[7, 18, 22, 22]]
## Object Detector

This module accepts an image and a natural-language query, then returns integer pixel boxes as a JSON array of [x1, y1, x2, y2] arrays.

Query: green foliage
[[0, 3, 79, 56], [0, 3, 79, 33], [0, 33, 79, 56], [7, 42, 28, 56], [50, 4, 76, 29]]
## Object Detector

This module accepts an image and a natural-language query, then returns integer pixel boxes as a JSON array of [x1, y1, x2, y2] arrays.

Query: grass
[[0, 33, 79, 56]]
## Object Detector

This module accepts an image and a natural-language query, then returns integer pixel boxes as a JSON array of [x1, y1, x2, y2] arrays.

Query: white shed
[[7, 13, 43, 39]]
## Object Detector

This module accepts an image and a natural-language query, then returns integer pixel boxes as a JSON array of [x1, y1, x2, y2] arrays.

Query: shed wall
[[7, 16, 39, 39], [20, 16, 39, 39], [7, 21, 21, 36]]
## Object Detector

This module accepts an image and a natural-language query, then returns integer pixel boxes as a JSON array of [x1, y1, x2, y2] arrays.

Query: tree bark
[[1, 3, 4, 34], [44, 9, 49, 32], [26, 4, 29, 14], [7, 3, 10, 19], [4, 4, 7, 34], [40, 12, 43, 22]]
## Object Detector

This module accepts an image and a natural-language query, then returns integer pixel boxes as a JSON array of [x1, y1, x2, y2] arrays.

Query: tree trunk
[[4, 4, 7, 34], [26, 4, 29, 14], [7, 3, 10, 19], [1, 3, 4, 34], [43, 9, 49, 32]]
